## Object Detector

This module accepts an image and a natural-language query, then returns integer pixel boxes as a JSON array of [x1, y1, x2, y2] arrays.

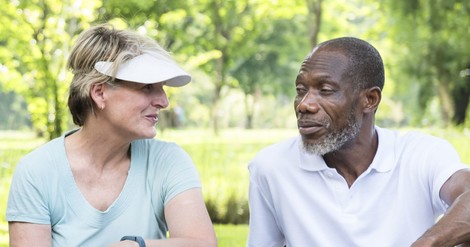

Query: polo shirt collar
[[297, 126, 396, 173]]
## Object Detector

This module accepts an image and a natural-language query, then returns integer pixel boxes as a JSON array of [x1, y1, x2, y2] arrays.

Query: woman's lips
[[145, 114, 158, 124]]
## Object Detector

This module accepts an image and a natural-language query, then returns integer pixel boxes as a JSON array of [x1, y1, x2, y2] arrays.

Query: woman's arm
[[109, 188, 217, 247], [9, 222, 52, 247]]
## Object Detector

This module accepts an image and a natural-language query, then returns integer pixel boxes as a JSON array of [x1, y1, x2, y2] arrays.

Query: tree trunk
[[244, 93, 254, 129], [306, 0, 323, 48], [436, 78, 454, 126], [211, 57, 224, 135], [452, 67, 470, 125]]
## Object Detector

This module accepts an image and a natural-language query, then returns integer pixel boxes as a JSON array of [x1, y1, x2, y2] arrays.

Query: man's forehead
[[301, 50, 349, 72]]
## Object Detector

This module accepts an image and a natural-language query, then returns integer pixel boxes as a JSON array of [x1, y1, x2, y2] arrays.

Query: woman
[[7, 24, 217, 247]]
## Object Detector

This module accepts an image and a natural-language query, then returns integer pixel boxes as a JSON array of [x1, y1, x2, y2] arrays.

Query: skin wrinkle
[[295, 50, 361, 156], [300, 105, 360, 155]]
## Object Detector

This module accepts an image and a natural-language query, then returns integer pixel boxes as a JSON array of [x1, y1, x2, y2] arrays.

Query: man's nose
[[296, 92, 320, 114]]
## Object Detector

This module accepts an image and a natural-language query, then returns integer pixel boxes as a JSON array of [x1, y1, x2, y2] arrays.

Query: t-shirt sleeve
[[6, 157, 51, 224], [154, 143, 202, 206]]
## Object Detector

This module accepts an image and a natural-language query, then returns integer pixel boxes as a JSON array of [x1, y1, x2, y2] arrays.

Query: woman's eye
[[142, 85, 153, 91]]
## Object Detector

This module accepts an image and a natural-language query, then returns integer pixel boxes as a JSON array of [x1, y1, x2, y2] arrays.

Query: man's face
[[294, 49, 362, 155]]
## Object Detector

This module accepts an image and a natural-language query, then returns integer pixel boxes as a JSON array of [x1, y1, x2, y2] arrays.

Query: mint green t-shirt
[[7, 131, 201, 246]]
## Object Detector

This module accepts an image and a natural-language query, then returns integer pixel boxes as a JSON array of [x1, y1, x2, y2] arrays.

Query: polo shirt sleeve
[[425, 138, 468, 212], [406, 133, 469, 214]]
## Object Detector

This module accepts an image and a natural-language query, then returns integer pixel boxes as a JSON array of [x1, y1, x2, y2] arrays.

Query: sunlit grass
[[214, 224, 249, 246]]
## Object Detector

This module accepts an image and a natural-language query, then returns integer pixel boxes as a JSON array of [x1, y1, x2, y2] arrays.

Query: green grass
[[214, 224, 249, 246], [157, 128, 297, 222]]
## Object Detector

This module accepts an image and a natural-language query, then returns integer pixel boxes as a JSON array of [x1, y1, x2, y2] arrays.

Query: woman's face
[[100, 80, 169, 140]]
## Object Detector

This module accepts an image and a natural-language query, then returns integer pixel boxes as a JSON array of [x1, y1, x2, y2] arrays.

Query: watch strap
[[120, 236, 146, 247]]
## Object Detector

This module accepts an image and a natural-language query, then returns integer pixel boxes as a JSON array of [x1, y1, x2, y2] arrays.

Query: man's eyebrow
[[296, 74, 337, 84]]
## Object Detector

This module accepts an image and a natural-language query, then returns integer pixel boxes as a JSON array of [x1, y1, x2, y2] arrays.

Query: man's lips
[[297, 120, 324, 135]]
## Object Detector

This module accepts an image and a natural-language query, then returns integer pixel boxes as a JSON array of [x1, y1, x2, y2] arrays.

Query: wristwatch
[[120, 236, 146, 247]]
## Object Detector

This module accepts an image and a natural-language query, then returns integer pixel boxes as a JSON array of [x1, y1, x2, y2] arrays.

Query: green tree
[[99, 0, 272, 133], [0, 0, 100, 139], [379, 0, 470, 126], [231, 12, 308, 128]]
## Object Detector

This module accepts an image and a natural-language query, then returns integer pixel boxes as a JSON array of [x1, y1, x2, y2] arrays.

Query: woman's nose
[[151, 86, 170, 109]]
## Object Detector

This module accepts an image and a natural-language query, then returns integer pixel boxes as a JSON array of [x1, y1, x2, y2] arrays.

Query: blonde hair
[[67, 24, 171, 126]]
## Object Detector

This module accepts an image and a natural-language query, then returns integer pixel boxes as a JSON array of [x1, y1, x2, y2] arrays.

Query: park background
[[1, 0, 470, 246]]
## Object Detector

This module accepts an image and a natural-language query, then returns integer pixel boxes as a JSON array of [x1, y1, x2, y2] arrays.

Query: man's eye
[[296, 85, 306, 94], [320, 87, 334, 93]]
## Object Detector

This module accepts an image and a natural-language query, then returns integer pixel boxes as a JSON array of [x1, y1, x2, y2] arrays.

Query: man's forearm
[[412, 191, 470, 247]]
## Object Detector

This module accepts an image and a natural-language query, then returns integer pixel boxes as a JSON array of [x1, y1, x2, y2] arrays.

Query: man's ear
[[90, 83, 106, 109], [362, 86, 382, 113]]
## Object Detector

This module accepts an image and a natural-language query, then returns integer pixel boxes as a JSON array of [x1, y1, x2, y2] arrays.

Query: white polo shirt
[[247, 127, 468, 247]]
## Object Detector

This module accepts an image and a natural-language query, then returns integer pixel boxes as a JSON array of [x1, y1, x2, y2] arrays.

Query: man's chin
[[300, 137, 338, 156], [300, 135, 321, 146]]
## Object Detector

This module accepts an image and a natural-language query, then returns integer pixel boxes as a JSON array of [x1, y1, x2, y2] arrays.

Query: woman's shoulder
[[14, 135, 65, 182], [132, 138, 183, 152], [132, 138, 190, 164], [20, 136, 64, 166]]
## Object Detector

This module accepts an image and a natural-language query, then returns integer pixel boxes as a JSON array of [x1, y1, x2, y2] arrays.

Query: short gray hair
[[315, 37, 384, 91]]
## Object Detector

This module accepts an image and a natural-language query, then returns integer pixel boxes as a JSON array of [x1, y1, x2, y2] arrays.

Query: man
[[247, 37, 470, 247]]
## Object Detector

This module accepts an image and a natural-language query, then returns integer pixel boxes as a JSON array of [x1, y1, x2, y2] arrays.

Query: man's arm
[[9, 222, 52, 247], [412, 169, 470, 247]]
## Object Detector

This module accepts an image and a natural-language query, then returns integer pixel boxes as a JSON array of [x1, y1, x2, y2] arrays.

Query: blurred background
[[1, 0, 470, 245]]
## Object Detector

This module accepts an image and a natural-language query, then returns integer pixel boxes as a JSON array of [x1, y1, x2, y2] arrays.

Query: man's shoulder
[[377, 126, 455, 158], [258, 135, 298, 153], [251, 136, 299, 166]]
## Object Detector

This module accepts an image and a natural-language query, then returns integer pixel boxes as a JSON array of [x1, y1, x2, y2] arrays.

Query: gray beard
[[301, 113, 360, 156]]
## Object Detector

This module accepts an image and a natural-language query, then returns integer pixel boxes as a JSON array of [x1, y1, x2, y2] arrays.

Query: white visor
[[94, 53, 191, 87]]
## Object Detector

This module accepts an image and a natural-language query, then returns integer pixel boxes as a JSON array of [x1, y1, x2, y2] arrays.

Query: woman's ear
[[362, 86, 382, 113], [90, 83, 106, 110]]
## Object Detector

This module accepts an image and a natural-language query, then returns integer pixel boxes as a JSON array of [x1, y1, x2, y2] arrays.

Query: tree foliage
[[378, 0, 470, 126], [1, 0, 470, 135], [99, 0, 310, 133], [0, 0, 100, 139]]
